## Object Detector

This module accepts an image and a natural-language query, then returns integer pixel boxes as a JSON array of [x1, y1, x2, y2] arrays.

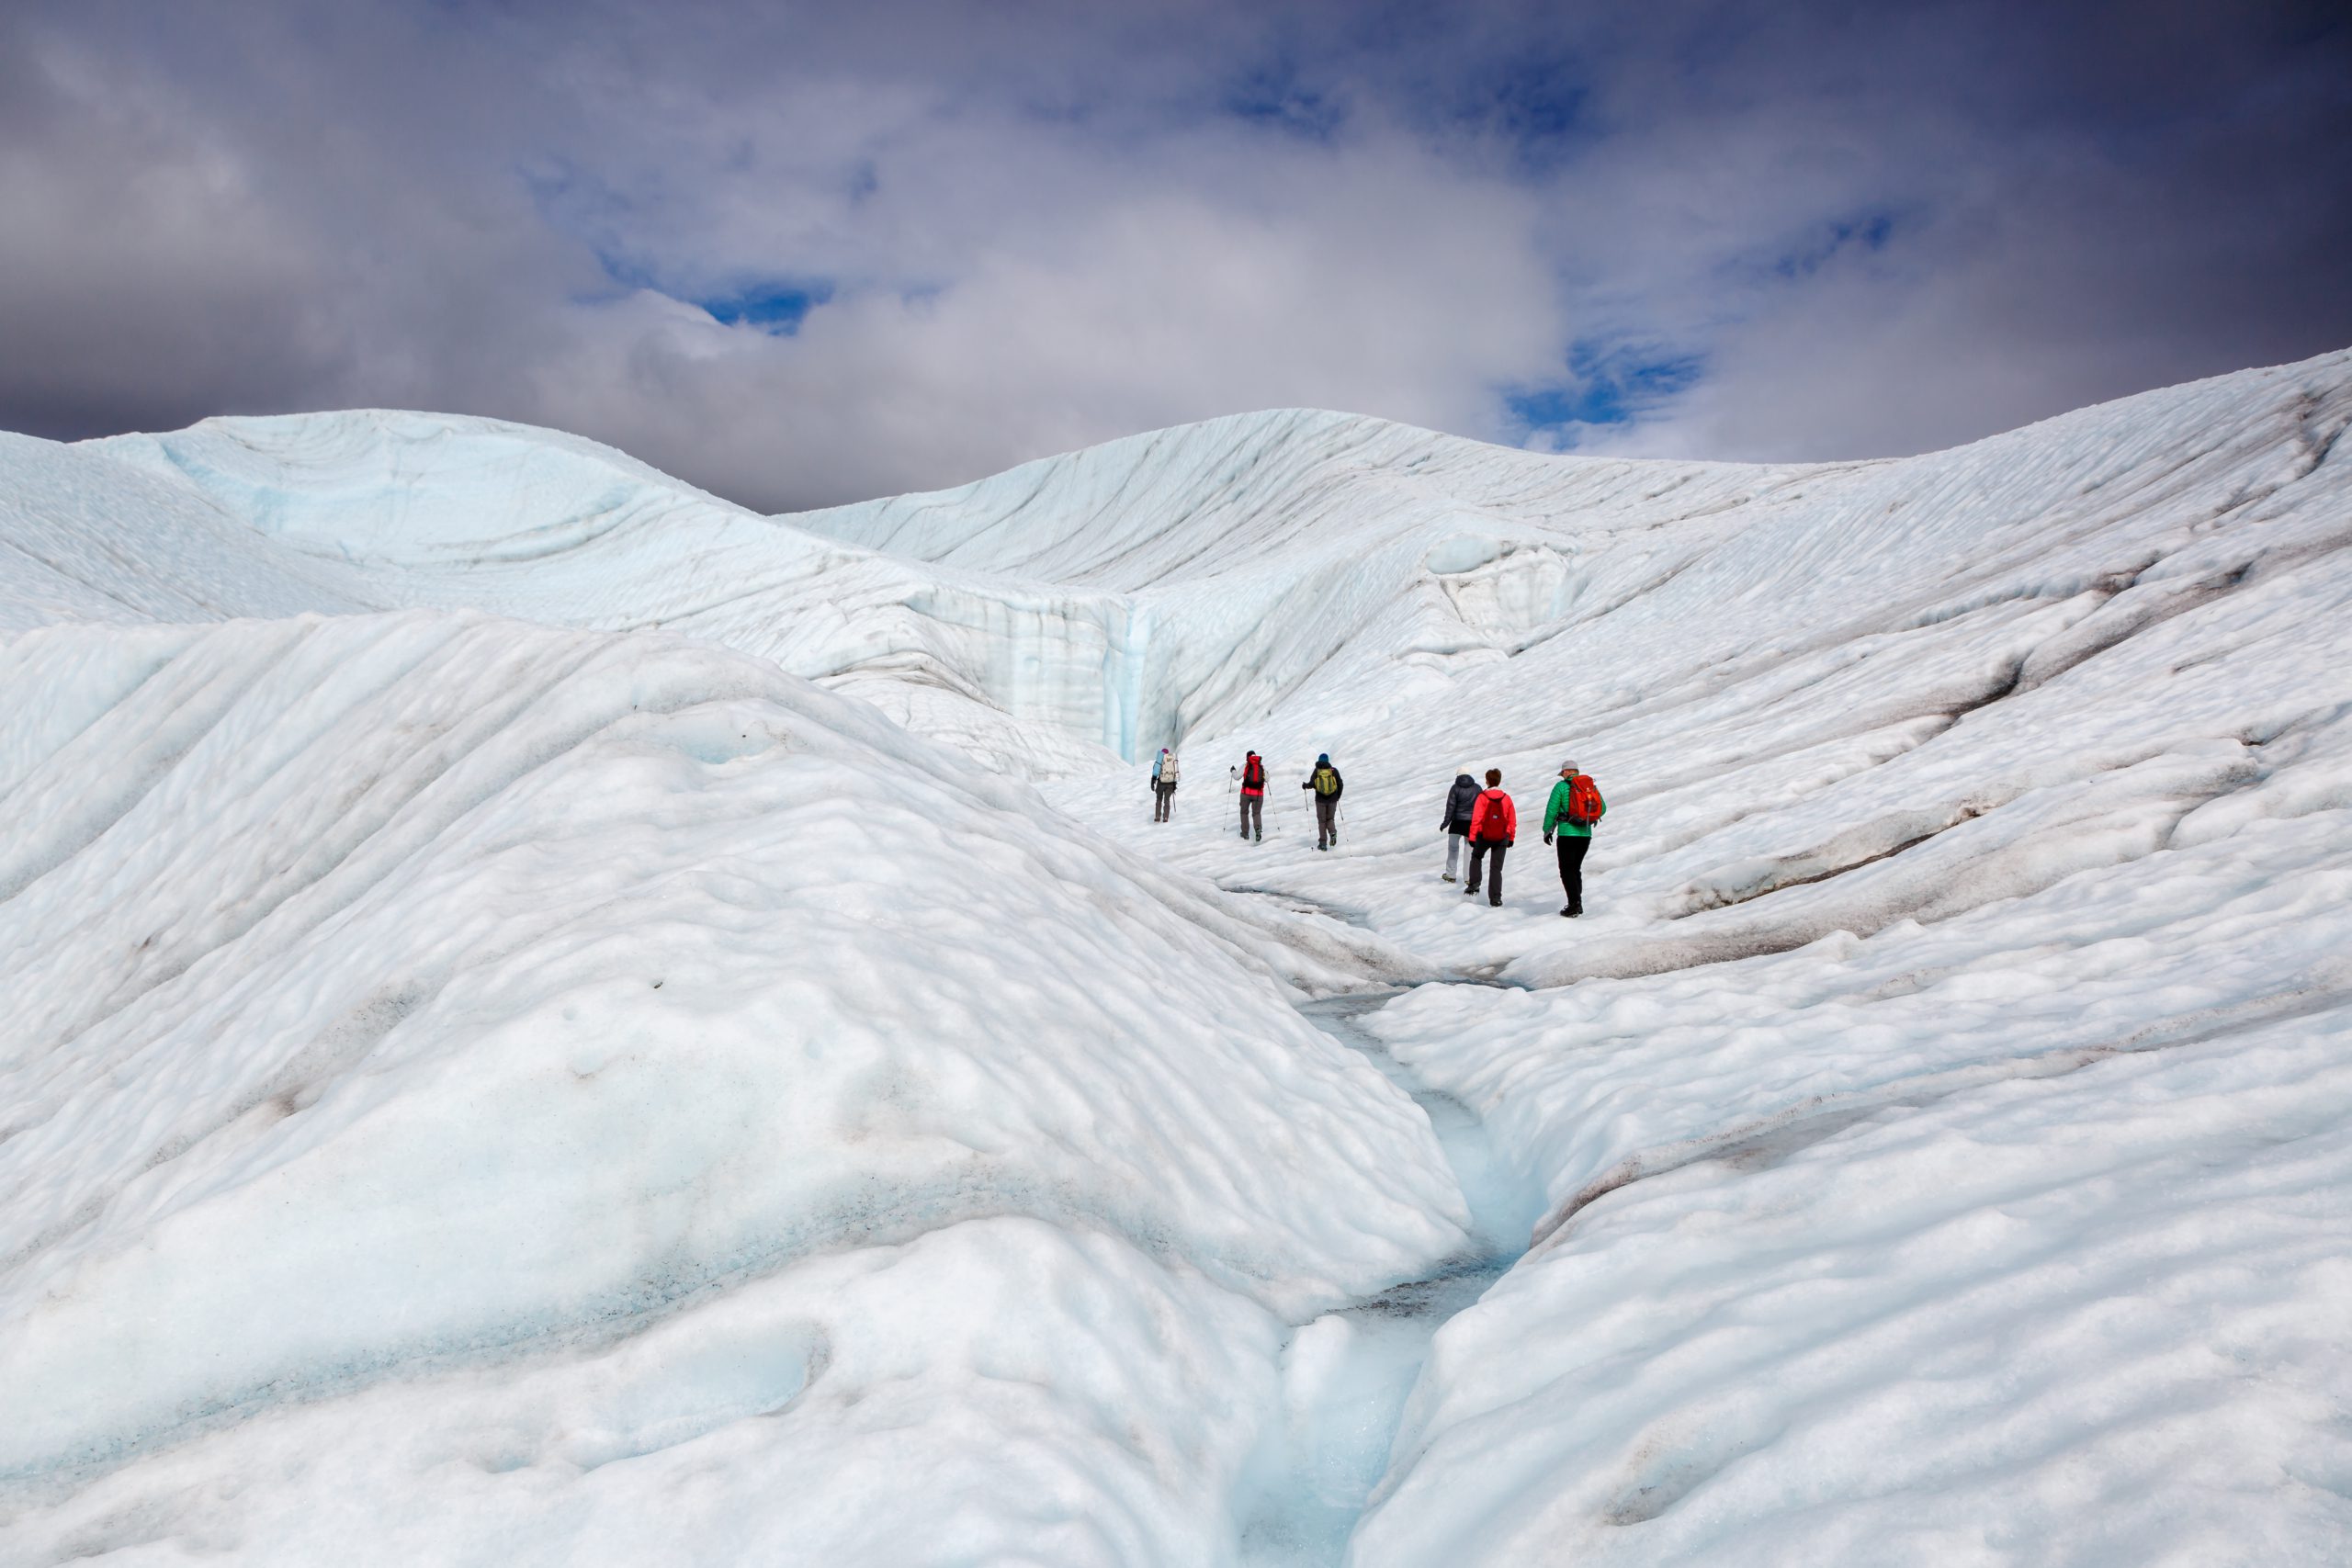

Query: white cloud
[[2, 0, 2345, 503], [521, 118, 1566, 505]]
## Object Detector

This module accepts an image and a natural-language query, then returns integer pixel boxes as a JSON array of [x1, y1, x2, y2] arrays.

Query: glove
[[1544, 832, 1553, 845]]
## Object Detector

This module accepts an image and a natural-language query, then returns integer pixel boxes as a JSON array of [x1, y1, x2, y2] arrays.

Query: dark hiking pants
[[1555, 833, 1590, 910], [1467, 841, 1507, 905], [1315, 795, 1338, 848], [1154, 783, 1175, 821], [1238, 794, 1263, 838]]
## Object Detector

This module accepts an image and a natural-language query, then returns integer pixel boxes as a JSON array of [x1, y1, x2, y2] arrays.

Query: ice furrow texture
[[4, 347, 2351, 1562]]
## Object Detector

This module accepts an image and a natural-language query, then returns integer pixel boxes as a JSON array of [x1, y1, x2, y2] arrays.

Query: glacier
[[3, 348, 2349, 1564]]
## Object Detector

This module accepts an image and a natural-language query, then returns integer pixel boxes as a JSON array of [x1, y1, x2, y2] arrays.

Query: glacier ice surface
[[4, 348, 2352, 1562]]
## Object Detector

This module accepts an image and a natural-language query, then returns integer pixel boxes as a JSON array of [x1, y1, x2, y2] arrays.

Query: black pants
[[1153, 783, 1175, 821], [1555, 833, 1590, 910], [1238, 793, 1262, 838], [1315, 794, 1338, 847], [1467, 841, 1507, 905]]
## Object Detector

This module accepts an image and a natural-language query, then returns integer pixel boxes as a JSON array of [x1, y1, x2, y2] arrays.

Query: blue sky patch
[[1508, 343, 1705, 434], [1450, 51, 1597, 170], [1222, 58, 1346, 140], [698, 280, 836, 333], [1762, 209, 1901, 282]]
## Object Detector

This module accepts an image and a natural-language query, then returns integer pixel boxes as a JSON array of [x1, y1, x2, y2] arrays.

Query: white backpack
[[1160, 752, 1181, 785]]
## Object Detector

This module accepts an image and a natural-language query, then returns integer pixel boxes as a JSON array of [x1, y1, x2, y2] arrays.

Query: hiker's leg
[[1559, 834, 1589, 908]]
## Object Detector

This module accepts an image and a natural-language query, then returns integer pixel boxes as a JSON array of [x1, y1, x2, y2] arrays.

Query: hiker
[[1438, 770, 1478, 881], [1237, 750, 1267, 841], [1151, 748, 1181, 823], [1463, 768, 1515, 907], [1542, 761, 1607, 917], [1301, 753, 1344, 851]]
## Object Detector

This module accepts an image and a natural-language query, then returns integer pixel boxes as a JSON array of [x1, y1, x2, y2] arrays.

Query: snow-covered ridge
[[6, 350, 2352, 1562], [34, 356, 2347, 785], [28, 403, 1789, 769]]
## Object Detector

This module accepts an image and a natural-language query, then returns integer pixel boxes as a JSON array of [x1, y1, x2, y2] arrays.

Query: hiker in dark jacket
[[1237, 751, 1267, 841], [1541, 760, 1606, 917], [1463, 769, 1515, 908], [1438, 771, 1478, 882], [1301, 754, 1344, 851]]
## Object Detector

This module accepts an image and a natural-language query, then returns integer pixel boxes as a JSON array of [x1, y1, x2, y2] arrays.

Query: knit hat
[[1560, 760, 1578, 773], [1317, 752, 1329, 765]]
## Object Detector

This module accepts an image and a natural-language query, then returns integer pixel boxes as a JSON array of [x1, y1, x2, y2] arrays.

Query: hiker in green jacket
[[1542, 761, 1606, 918]]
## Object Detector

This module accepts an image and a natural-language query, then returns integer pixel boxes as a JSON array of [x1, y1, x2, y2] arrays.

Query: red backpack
[[1566, 774, 1605, 828], [1242, 756, 1265, 789]]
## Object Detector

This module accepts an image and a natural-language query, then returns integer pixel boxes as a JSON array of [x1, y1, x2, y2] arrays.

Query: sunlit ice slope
[[1047, 351, 2352, 1561], [0, 611, 1465, 1562]]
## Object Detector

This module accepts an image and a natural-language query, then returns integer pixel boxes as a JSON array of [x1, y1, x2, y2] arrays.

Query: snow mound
[[93, 409, 723, 558]]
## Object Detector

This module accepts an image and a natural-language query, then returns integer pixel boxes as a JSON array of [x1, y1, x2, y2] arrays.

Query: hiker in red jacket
[[1463, 768, 1515, 907], [1237, 750, 1267, 841]]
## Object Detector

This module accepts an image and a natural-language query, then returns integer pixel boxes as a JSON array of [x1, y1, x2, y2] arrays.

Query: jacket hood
[[1453, 773, 1475, 786]]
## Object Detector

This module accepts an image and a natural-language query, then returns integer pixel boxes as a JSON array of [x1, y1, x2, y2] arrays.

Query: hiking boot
[[1442, 874, 1456, 883], [1463, 884, 1479, 896], [1559, 906, 1577, 918]]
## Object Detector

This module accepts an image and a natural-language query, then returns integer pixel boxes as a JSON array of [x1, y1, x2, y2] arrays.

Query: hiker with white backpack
[[1150, 748, 1181, 822]]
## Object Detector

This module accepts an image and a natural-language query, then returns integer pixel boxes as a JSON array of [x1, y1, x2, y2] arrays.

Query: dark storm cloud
[[2, 0, 2346, 507]]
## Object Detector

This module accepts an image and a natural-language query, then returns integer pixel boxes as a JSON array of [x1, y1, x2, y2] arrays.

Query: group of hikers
[[1148, 747, 1606, 918]]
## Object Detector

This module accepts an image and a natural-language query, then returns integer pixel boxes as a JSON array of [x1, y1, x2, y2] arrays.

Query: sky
[[3, 0, 2347, 512]]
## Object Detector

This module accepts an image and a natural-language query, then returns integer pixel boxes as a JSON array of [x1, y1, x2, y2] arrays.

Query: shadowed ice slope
[[0, 612, 1457, 1562], [4, 349, 2351, 1563]]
